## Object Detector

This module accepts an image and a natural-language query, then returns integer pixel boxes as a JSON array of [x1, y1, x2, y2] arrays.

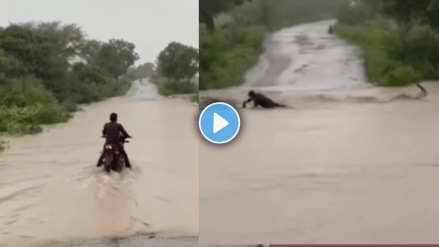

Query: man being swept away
[[242, 90, 287, 109]]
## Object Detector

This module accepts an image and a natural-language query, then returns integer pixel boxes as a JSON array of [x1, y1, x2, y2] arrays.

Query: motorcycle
[[100, 135, 131, 173]]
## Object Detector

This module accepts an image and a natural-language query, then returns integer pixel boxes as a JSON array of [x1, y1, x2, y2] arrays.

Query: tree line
[[0, 22, 139, 106], [0, 21, 198, 138], [152, 42, 199, 97]]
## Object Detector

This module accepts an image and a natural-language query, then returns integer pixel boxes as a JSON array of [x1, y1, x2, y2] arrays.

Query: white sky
[[0, 0, 199, 65]]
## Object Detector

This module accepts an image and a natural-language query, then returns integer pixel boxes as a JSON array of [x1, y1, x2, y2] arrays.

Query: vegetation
[[152, 42, 199, 97], [0, 21, 139, 140], [123, 62, 155, 81], [199, 0, 252, 33], [199, 0, 348, 90], [0, 139, 8, 152], [0, 22, 198, 153], [335, 0, 439, 86], [200, 22, 266, 90]]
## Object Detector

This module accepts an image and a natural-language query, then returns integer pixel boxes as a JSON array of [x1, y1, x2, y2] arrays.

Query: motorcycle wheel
[[113, 156, 124, 173], [111, 154, 119, 172], [119, 157, 126, 172], [104, 153, 113, 173]]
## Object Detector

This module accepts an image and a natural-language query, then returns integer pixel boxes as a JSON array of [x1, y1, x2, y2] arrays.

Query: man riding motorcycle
[[97, 113, 132, 169]]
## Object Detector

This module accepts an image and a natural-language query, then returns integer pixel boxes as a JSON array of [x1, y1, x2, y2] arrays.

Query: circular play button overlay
[[199, 102, 241, 144]]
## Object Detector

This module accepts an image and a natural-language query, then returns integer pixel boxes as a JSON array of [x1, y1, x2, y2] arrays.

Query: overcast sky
[[0, 0, 198, 65]]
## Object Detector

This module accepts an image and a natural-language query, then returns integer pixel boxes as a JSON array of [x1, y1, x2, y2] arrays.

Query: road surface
[[200, 20, 439, 244]]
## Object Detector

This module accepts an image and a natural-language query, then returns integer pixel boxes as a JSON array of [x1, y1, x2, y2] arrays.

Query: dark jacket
[[244, 93, 279, 108], [102, 122, 130, 145]]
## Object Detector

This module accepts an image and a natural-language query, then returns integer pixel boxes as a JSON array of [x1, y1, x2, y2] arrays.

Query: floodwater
[[200, 20, 439, 244], [0, 80, 199, 247]]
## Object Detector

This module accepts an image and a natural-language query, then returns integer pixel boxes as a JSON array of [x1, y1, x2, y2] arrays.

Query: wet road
[[241, 20, 368, 91], [200, 20, 439, 244], [0, 80, 199, 247]]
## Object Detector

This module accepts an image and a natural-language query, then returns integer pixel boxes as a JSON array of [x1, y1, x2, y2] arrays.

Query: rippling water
[[0, 79, 199, 246], [200, 20, 439, 244]]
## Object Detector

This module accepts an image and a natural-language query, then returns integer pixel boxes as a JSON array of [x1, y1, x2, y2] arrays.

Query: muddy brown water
[[0, 80, 199, 247], [200, 19, 439, 244]]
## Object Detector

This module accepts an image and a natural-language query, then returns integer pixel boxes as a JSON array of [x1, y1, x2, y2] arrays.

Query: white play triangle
[[213, 113, 229, 133]]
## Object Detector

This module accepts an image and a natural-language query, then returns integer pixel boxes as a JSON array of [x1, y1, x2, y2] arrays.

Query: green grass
[[152, 77, 198, 96], [200, 19, 267, 90], [336, 22, 396, 86], [335, 19, 439, 87]]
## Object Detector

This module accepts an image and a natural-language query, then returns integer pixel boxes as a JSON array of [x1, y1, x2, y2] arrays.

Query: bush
[[0, 77, 72, 136], [191, 94, 199, 103], [156, 78, 197, 96], [336, 20, 439, 86], [384, 23, 439, 79], [113, 80, 132, 96], [200, 22, 266, 90], [0, 77, 58, 107], [0, 104, 70, 135], [0, 139, 9, 152], [335, 22, 394, 85], [385, 65, 420, 86]]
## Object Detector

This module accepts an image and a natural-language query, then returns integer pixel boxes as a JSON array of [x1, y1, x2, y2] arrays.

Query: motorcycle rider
[[97, 113, 132, 169]]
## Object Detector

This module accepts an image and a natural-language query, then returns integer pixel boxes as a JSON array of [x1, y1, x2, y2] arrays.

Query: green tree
[[427, 0, 439, 28], [0, 20, 140, 139], [0, 49, 23, 79], [21, 22, 85, 59], [156, 42, 198, 82], [125, 62, 156, 80], [0, 24, 71, 99], [96, 39, 139, 81], [80, 40, 103, 65], [200, 0, 252, 33], [381, 0, 432, 23]]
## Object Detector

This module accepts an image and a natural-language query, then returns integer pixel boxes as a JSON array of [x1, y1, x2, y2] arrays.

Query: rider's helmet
[[248, 90, 256, 97], [110, 113, 118, 122]]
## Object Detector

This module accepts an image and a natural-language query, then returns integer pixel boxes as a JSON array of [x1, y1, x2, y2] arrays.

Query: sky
[[0, 0, 199, 65]]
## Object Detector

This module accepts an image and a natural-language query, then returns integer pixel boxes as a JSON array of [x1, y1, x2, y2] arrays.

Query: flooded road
[[0, 80, 199, 247], [241, 20, 368, 91], [200, 20, 439, 244]]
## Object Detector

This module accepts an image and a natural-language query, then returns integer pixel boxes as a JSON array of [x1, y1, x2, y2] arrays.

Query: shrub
[[384, 23, 439, 79], [156, 78, 197, 96], [0, 139, 9, 152], [0, 77, 58, 107], [200, 23, 266, 90], [385, 65, 420, 86]]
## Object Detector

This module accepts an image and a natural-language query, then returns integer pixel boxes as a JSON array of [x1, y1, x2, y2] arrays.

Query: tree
[[381, 0, 432, 23], [96, 39, 139, 81], [0, 24, 71, 99], [200, 0, 252, 33], [0, 49, 23, 79], [23, 22, 86, 59], [125, 62, 156, 80], [156, 42, 198, 82], [427, 0, 439, 28], [80, 40, 103, 65]]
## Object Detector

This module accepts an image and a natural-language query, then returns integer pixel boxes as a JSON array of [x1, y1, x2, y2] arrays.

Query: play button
[[199, 102, 241, 144], [213, 113, 229, 133]]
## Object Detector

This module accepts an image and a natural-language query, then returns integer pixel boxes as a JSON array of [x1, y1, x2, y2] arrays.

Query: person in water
[[97, 113, 132, 169], [242, 90, 286, 109]]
